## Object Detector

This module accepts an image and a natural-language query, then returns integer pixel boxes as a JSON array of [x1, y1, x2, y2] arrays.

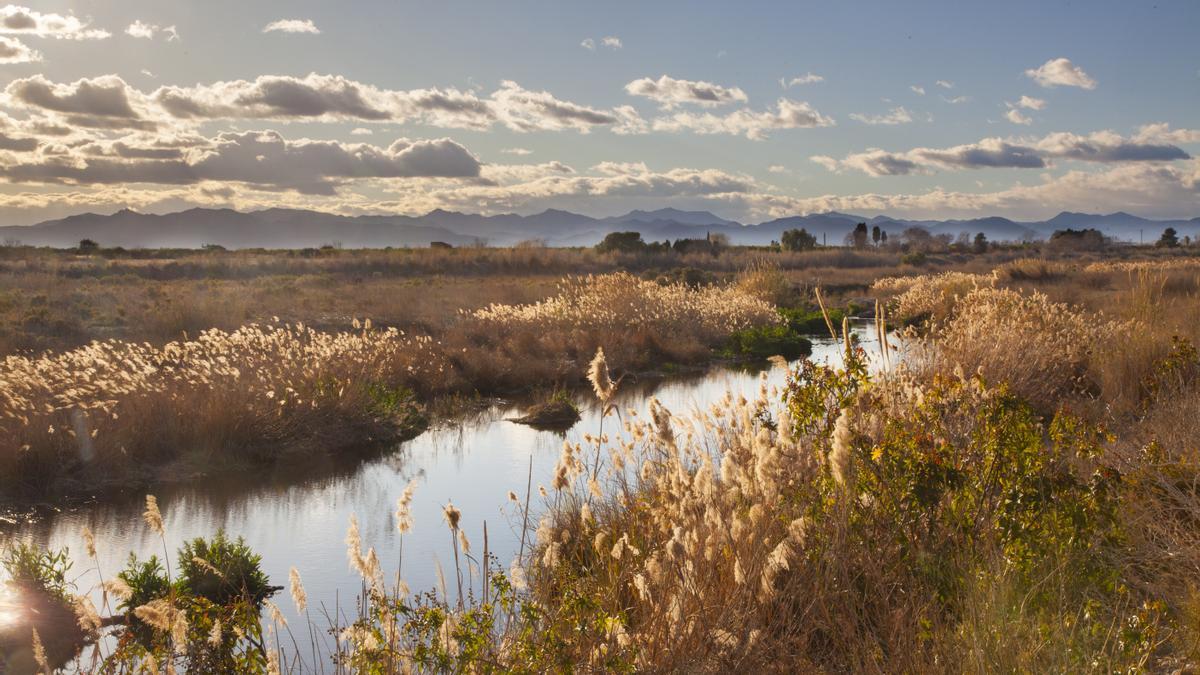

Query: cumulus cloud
[[1016, 95, 1045, 110], [910, 85, 926, 95], [652, 98, 834, 140], [814, 129, 1193, 176], [782, 73, 823, 87], [1005, 108, 1032, 125], [126, 21, 179, 41], [349, 127, 372, 135], [1025, 57, 1096, 89], [263, 19, 320, 34], [849, 106, 913, 126], [501, 147, 533, 155], [0, 5, 109, 39], [5, 74, 155, 130], [581, 36, 621, 50], [625, 75, 747, 108], [0, 129, 482, 194], [936, 80, 954, 89], [0, 35, 37, 62]]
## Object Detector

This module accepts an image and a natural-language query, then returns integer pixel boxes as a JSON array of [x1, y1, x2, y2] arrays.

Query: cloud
[[814, 129, 1193, 176], [941, 95, 970, 104], [767, 164, 790, 174], [910, 85, 925, 95], [501, 147, 533, 155], [126, 21, 179, 41], [0, 35, 37, 62], [0, 130, 482, 194], [0, 5, 109, 39], [936, 80, 954, 89], [491, 80, 620, 132], [349, 127, 372, 135], [263, 19, 320, 34], [782, 73, 823, 87], [582, 36, 621, 50], [652, 98, 834, 140], [849, 106, 913, 126], [1005, 108, 1032, 125], [1025, 58, 1096, 89], [625, 75, 747, 108], [1134, 123, 1200, 145], [1016, 95, 1045, 110], [5, 74, 153, 130]]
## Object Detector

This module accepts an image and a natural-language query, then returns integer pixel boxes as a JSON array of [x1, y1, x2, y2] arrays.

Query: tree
[[872, 225, 882, 247], [1157, 227, 1180, 248], [973, 232, 988, 254], [78, 238, 100, 253], [846, 222, 869, 248], [880, 231, 888, 246], [780, 227, 817, 251], [596, 231, 647, 253]]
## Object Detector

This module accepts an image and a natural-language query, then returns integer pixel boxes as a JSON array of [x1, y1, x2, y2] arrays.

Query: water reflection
[[1, 321, 888, 643]]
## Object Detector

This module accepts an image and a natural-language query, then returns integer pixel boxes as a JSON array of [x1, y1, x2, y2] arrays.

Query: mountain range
[[1, 207, 1196, 249]]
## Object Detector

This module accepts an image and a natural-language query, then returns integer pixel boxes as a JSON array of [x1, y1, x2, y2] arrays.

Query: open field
[[1, 246, 1200, 672]]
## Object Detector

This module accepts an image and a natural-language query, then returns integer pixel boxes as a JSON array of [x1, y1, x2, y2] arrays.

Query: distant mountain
[[1, 207, 1196, 249]]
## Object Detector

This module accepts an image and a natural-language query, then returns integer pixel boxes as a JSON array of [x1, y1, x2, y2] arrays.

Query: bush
[[724, 324, 812, 359]]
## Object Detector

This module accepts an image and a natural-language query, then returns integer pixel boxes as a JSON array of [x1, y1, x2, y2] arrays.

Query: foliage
[[0, 542, 72, 599], [780, 227, 817, 251], [724, 324, 813, 360]]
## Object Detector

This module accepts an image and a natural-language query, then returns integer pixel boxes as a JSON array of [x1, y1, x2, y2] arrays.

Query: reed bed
[[3, 259, 1199, 672]]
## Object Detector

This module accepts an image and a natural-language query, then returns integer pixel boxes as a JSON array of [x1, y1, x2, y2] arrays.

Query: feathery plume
[[143, 495, 164, 535], [587, 347, 616, 403], [289, 567, 307, 614]]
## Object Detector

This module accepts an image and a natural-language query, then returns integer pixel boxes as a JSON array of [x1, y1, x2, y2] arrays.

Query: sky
[[0, 0, 1197, 225]]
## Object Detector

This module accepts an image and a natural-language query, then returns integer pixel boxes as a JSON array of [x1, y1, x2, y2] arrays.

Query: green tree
[[973, 232, 988, 254], [847, 222, 870, 248], [781, 227, 817, 251], [1156, 227, 1180, 248], [595, 231, 647, 253], [78, 238, 100, 253]]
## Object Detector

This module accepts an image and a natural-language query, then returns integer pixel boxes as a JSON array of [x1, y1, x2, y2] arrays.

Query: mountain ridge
[[1, 207, 1196, 249]]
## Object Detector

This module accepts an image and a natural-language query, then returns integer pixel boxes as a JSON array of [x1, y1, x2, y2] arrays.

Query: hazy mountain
[[1, 207, 1196, 249]]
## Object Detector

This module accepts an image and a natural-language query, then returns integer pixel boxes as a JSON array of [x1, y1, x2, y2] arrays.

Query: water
[[2, 320, 887, 655]]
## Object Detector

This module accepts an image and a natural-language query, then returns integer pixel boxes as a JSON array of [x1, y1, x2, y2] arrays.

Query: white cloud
[[849, 106, 913, 126], [814, 129, 1194, 176], [936, 80, 954, 89], [349, 127, 372, 135], [782, 73, 823, 87], [0, 5, 109, 39], [582, 36, 621, 51], [941, 95, 970, 104], [625, 74, 747, 108], [768, 164, 790, 174], [501, 147, 533, 155], [1025, 58, 1096, 89], [1017, 95, 1046, 110], [0, 129, 482, 194], [910, 85, 925, 95], [0, 35, 38, 63], [126, 21, 179, 41], [263, 19, 320, 34], [1004, 108, 1032, 125], [652, 98, 835, 140]]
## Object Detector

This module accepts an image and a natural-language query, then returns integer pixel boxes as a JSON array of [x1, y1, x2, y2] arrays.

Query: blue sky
[[0, 0, 1196, 224]]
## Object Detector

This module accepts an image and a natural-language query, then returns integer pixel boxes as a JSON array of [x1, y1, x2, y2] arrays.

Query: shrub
[[724, 324, 812, 360]]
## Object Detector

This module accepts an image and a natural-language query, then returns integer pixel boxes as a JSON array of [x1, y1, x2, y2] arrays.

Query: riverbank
[[0, 272, 796, 506]]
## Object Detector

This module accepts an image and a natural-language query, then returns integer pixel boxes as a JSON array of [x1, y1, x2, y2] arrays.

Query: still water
[[5, 320, 886, 653]]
